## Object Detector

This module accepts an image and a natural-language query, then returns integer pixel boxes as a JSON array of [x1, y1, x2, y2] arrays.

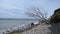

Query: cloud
[[0, 0, 25, 18], [0, 0, 60, 18]]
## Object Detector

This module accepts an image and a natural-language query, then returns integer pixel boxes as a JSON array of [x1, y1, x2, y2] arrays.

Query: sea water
[[0, 19, 38, 31]]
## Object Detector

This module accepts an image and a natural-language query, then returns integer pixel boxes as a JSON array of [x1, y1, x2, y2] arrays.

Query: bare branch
[[25, 6, 48, 21]]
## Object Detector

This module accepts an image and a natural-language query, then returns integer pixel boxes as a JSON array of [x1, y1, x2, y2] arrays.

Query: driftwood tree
[[25, 6, 48, 23]]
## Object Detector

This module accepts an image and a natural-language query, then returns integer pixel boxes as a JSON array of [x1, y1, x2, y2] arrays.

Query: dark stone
[[31, 23, 34, 26]]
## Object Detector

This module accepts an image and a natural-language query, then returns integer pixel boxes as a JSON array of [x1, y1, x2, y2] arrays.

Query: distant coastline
[[0, 18, 40, 20]]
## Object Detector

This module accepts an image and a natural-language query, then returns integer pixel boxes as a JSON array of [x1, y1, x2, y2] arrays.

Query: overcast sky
[[0, 0, 60, 18]]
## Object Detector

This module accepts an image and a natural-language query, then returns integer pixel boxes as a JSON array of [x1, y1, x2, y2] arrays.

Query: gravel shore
[[21, 23, 51, 34], [1, 22, 52, 34]]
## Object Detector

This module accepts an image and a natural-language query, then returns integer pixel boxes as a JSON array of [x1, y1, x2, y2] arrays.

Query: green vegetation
[[50, 8, 60, 24], [12, 32, 19, 34], [9, 32, 19, 34]]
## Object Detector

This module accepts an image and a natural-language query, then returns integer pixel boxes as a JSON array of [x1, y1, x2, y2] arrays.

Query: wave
[[0, 21, 39, 34]]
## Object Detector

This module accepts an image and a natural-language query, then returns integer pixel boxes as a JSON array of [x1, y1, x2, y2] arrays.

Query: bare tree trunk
[[25, 6, 48, 23]]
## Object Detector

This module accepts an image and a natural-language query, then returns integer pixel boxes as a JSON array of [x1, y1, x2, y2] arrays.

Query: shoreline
[[0, 22, 39, 34]]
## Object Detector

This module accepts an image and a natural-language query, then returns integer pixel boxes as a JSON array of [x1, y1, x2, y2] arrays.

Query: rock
[[50, 8, 60, 24]]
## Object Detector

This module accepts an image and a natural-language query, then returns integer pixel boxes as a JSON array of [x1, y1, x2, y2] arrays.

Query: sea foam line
[[0, 22, 39, 34]]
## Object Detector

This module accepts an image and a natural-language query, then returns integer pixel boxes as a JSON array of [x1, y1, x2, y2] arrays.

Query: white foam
[[34, 21, 39, 25], [0, 23, 36, 34]]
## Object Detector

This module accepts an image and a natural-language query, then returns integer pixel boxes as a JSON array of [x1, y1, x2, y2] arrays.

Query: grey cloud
[[0, 0, 60, 18]]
